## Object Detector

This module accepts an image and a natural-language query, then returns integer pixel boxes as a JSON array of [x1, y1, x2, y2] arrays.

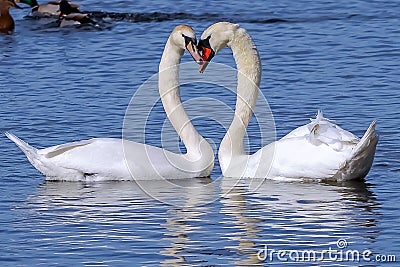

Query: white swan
[[197, 22, 378, 181], [5, 25, 214, 181]]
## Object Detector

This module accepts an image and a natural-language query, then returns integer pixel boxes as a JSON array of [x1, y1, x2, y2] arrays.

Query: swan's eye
[[198, 35, 212, 49], [182, 34, 196, 46]]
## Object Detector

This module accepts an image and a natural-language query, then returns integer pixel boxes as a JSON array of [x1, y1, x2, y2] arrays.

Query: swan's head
[[197, 22, 239, 73], [1, 0, 22, 9], [170, 25, 203, 64]]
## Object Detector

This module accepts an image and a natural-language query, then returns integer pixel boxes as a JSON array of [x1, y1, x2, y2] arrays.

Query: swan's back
[[259, 112, 378, 180]]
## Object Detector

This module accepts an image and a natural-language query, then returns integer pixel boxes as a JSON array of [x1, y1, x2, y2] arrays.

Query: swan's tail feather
[[5, 132, 38, 158], [334, 121, 378, 181], [6, 132, 87, 180], [5, 132, 46, 175]]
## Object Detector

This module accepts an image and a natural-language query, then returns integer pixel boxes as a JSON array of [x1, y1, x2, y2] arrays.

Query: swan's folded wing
[[270, 137, 351, 179], [38, 138, 130, 178], [39, 138, 127, 173], [37, 138, 179, 179], [281, 125, 309, 140], [40, 139, 95, 158], [307, 119, 359, 151], [281, 112, 359, 151]]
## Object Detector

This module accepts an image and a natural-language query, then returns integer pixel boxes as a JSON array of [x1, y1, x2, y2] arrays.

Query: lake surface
[[1, 0, 399, 265]]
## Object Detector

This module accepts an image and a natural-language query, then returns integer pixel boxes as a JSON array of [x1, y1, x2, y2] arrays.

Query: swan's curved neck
[[159, 37, 206, 157], [220, 28, 262, 159]]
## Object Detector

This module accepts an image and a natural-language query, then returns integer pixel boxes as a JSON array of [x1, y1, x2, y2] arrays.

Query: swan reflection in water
[[25, 178, 379, 265], [219, 177, 379, 265], [25, 178, 217, 265]]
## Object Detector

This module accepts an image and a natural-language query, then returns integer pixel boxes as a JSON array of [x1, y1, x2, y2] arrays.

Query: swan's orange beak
[[197, 41, 215, 73], [186, 41, 203, 65]]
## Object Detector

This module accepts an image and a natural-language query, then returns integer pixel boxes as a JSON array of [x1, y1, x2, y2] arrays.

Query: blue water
[[1, 0, 400, 265]]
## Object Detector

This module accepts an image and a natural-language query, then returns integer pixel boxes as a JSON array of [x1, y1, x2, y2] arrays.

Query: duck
[[5, 25, 214, 181], [0, 0, 21, 34], [58, 0, 95, 27], [197, 22, 378, 181], [16, 0, 79, 17]]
